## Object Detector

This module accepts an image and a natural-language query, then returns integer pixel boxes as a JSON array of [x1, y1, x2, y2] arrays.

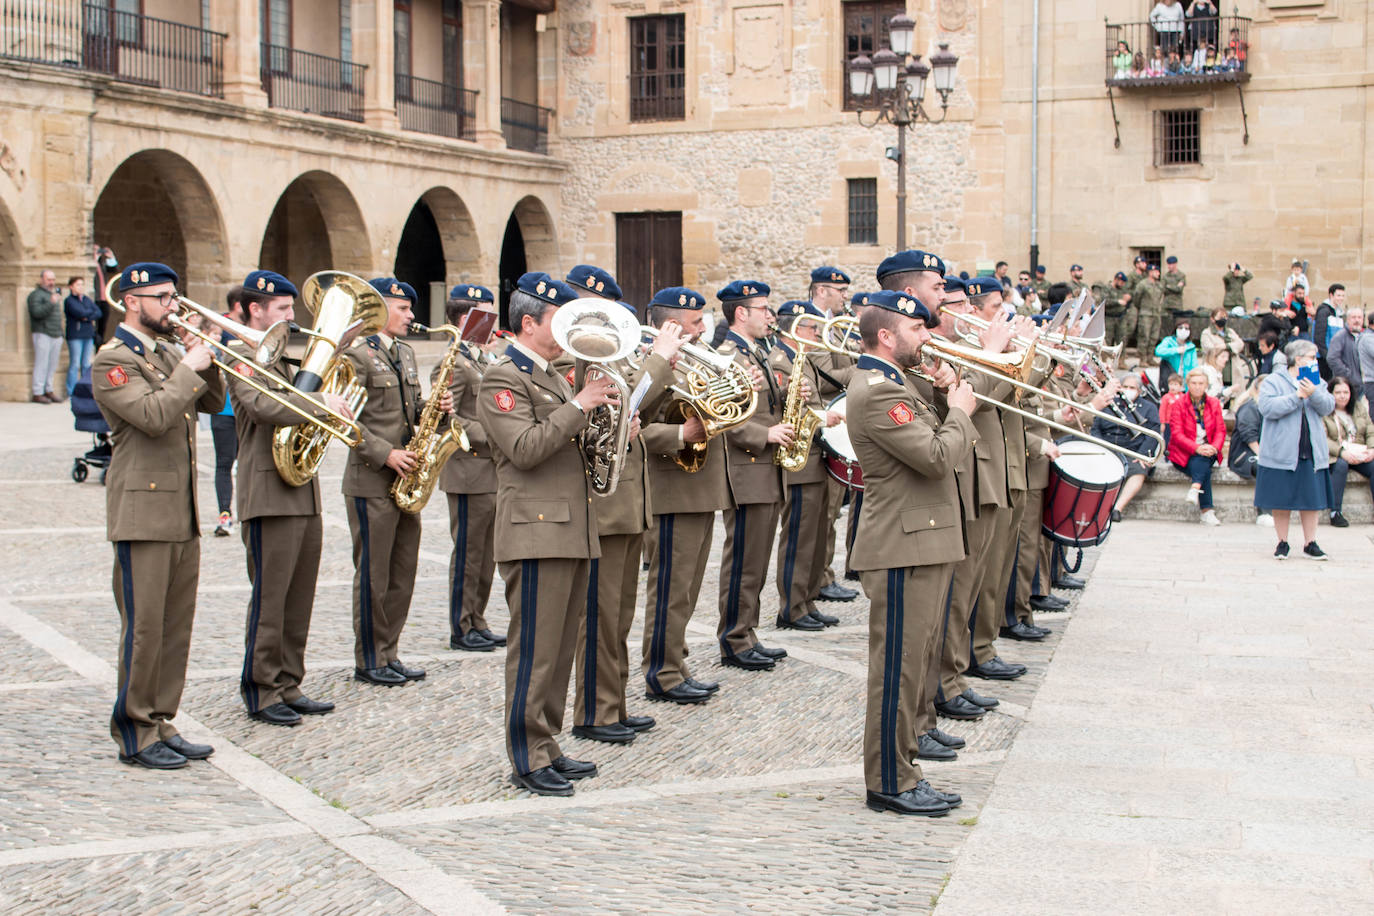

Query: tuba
[[391, 323, 471, 513], [550, 300, 639, 496], [271, 271, 388, 486]]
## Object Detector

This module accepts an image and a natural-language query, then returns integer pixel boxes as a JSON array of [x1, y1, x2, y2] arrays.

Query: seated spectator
[[1148, 52, 1165, 76], [1259, 301, 1295, 351], [1227, 26, 1248, 64], [1221, 46, 1240, 71], [1200, 306, 1245, 357], [1287, 284, 1317, 341], [1155, 320, 1198, 378], [1189, 44, 1206, 72], [1166, 50, 1185, 74], [1200, 347, 1235, 407], [1322, 376, 1374, 528], [1164, 367, 1226, 525], [1256, 329, 1285, 375], [1158, 372, 1187, 451], [1256, 340, 1336, 559], [1204, 44, 1218, 70], [1113, 41, 1132, 78], [1091, 373, 1161, 521], [1131, 51, 1147, 77], [1229, 374, 1272, 526], [1327, 306, 1366, 394]]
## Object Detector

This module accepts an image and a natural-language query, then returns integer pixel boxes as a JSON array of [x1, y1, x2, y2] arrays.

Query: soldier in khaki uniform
[[1163, 255, 1189, 333], [1135, 264, 1167, 364], [845, 286, 976, 817], [715, 280, 793, 671], [227, 271, 345, 726], [437, 284, 505, 653], [1033, 265, 1051, 301], [1101, 271, 1134, 348], [94, 262, 224, 769], [343, 278, 445, 686], [477, 272, 619, 797], [1222, 263, 1253, 311], [1000, 386, 1062, 642], [1068, 263, 1088, 300]]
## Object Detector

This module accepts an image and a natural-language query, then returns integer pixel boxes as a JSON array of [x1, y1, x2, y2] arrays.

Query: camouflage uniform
[[1134, 276, 1167, 363], [1163, 268, 1188, 333], [1100, 282, 1134, 348], [1222, 269, 1252, 311]]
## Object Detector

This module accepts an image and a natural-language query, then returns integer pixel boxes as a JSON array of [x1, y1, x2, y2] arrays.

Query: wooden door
[[615, 212, 682, 317]]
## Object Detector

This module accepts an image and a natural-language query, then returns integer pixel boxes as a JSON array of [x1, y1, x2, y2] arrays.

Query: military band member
[[841, 291, 874, 582], [1002, 382, 1062, 642], [846, 289, 976, 816], [228, 270, 345, 726], [437, 283, 505, 653], [344, 278, 445, 686], [94, 262, 225, 769], [478, 272, 619, 797], [715, 280, 792, 671]]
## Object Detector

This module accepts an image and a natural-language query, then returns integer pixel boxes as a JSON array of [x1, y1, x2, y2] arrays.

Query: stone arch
[[498, 194, 557, 320], [258, 170, 371, 283], [0, 196, 24, 373], [393, 186, 480, 325]]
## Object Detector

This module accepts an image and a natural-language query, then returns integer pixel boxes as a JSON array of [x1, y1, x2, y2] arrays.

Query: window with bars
[[1154, 109, 1201, 165], [843, 0, 905, 110], [442, 0, 462, 89], [848, 179, 878, 245], [629, 15, 686, 122]]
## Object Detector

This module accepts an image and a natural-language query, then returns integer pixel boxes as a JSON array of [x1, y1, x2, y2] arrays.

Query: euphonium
[[271, 271, 388, 487], [550, 300, 639, 495], [774, 320, 826, 471], [391, 323, 471, 513]]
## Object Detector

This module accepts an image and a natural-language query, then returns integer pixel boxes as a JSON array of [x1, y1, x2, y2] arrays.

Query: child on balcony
[[1113, 40, 1133, 78]]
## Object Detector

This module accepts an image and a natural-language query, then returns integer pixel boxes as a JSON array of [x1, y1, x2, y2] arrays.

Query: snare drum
[[819, 394, 863, 490], [1042, 439, 1124, 547]]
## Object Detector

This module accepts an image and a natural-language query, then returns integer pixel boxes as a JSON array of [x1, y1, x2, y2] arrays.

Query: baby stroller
[[70, 367, 111, 484]]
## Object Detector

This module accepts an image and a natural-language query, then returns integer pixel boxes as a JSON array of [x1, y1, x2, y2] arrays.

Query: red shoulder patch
[[888, 402, 915, 425], [105, 366, 128, 387], [494, 389, 515, 412], [564, 368, 576, 386], [774, 370, 787, 389], [234, 362, 254, 378]]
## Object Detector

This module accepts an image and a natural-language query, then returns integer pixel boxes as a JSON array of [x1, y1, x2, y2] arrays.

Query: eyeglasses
[[130, 291, 178, 308]]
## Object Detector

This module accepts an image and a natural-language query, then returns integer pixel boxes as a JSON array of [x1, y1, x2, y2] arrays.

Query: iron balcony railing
[[0, 1, 224, 97], [1105, 15, 1251, 87], [396, 73, 477, 141], [501, 96, 551, 154], [260, 42, 365, 123]]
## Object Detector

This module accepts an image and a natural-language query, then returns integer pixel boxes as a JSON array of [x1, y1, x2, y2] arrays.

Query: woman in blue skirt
[[1256, 339, 1336, 559]]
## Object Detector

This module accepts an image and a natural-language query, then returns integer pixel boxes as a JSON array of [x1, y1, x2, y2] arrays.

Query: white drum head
[[1054, 440, 1125, 486]]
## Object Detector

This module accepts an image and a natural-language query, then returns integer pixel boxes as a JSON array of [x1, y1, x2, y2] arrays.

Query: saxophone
[[390, 323, 471, 513], [774, 339, 825, 471]]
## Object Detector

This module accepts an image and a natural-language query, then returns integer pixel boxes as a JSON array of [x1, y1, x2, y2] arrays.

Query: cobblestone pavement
[[0, 402, 1092, 912]]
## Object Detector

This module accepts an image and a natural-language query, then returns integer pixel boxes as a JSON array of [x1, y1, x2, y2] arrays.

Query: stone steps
[[1120, 460, 1373, 524]]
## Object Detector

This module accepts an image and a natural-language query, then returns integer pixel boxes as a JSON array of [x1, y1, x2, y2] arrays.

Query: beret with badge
[[448, 283, 494, 304], [516, 271, 580, 306], [876, 249, 947, 281], [565, 264, 623, 300], [865, 290, 938, 328], [369, 276, 418, 305], [717, 280, 771, 302], [850, 291, 872, 309], [964, 275, 1002, 298], [810, 266, 851, 285], [649, 286, 705, 310], [243, 269, 298, 298], [942, 276, 967, 297], [119, 262, 178, 292], [777, 299, 823, 318]]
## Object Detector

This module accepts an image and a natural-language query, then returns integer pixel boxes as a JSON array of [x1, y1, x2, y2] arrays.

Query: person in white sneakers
[[1162, 367, 1225, 526]]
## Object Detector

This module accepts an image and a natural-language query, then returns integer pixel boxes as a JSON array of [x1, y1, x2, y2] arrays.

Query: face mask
[[105, 258, 117, 268], [1123, 390, 1138, 403], [1214, 318, 1226, 328], [1177, 328, 1190, 341]]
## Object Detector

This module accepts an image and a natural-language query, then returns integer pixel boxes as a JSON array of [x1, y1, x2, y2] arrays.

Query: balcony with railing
[[1105, 15, 1251, 88], [0, 1, 224, 97], [260, 43, 365, 123], [396, 74, 477, 141], [501, 97, 551, 154]]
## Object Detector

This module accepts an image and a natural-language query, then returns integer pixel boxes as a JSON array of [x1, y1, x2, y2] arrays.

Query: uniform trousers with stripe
[[110, 538, 199, 755], [576, 532, 641, 727], [1005, 483, 1048, 628], [775, 480, 828, 623], [500, 557, 589, 775], [346, 496, 420, 670], [971, 490, 1027, 666], [817, 479, 847, 588], [447, 492, 496, 638], [240, 515, 322, 713], [642, 511, 715, 694], [938, 510, 998, 701], [861, 562, 955, 795], [717, 501, 782, 657]]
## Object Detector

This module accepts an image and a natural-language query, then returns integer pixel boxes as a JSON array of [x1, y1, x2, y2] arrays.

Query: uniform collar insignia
[[725, 330, 755, 352], [504, 343, 535, 375], [114, 325, 144, 355], [857, 353, 904, 385]]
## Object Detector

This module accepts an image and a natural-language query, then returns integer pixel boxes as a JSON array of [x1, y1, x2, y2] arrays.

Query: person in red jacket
[[1165, 367, 1227, 526]]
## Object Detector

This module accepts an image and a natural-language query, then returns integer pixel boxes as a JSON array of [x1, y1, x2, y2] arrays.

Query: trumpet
[[551, 300, 638, 496]]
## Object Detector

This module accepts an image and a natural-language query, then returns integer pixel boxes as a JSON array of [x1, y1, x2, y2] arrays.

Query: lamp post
[[847, 17, 959, 251]]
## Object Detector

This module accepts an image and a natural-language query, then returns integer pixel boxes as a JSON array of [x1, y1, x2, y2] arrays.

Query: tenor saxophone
[[774, 340, 825, 471], [390, 323, 471, 513]]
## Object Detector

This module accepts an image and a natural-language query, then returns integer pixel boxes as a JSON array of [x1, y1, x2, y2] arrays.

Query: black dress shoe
[[926, 727, 966, 749], [551, 755, 598, 780], [818, 583, 859, 602], [969, 656, 1027, 680], [571, 722, 636, 744], [646, 682, 712, 704], [286, 696, 335, 716], [685, 677, 719, 694], [1000, 620, 1048, 642], [865, 787, 949, 817], [621, 715, 656, 732], [355, 666, 407, 686], [119, 740, 188, 770], [776, 613, 825, 631], [1330, 511, 1350, 528], [478, 628, 507, 647], [844, 570, 860, 582], [388, 660, 426, 681], [935, 695, 986, 720], [1110, 508, 1123, 522], [961, 688, 999, 709], [248, 703, 302, 727], [450, 630, 496, 652], [1053, 575, 1085, 590], [916, 778, 962, 808], [810, 608, 840, 626], [752, 643, 788, 660], [163, 734, 214, 760], [512, 766, 574, 797], [721, 648, 775, 671], [916, 733, 958, 760], [1030, 594, 1069, 612]]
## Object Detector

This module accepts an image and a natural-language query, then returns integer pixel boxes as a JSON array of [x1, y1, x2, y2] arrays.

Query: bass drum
[[819, 394, 863, 491], [1042, 439, 1125, 547]]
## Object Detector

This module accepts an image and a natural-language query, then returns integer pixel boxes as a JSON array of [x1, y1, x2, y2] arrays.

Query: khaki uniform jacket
[[1163, 270, 1188, 311], [342, 336, 424, 499], [909, 370, 978, 521], [591, 353, 676, 536], [767, 341, 828, 485], [93, 326, 225, 542], [223, 342, 327, 519], [846, 355, 974, 571], [478, 345, 599, 562], [437, 344, 497, 495], [641, 379, 733, 515], [717, 330, 785, 505]]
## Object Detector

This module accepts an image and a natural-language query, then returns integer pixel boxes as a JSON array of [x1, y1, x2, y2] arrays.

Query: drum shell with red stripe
[[1041, 440, 1125, 547], [819, 394, 863, 491]]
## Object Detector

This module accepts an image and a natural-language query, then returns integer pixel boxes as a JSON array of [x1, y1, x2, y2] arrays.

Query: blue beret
[[1035, 265, 1046, 274], [1166, 255, 1178, 264], [866, 290, 937, 327], [1114, 271, 1128, 281], [119, 262, 178, 292], [565, 265, 622, 300], [876, 250, 946, 281], [649, 286, 705, 310], [515, 271, 580, 305], [449, 284, 494, 304], [777, 299, 823, 318], [964, 276, 1002, 298], [717, 280, 770, 302], [850, 291, 872, 308], [942, 276, 967, 297], [1070, 263, 1083, 271], [242, 270, 297, 298], [810, 266, 850, 285], [369, 277, 417, 305], [958, 271, 970, 280]]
